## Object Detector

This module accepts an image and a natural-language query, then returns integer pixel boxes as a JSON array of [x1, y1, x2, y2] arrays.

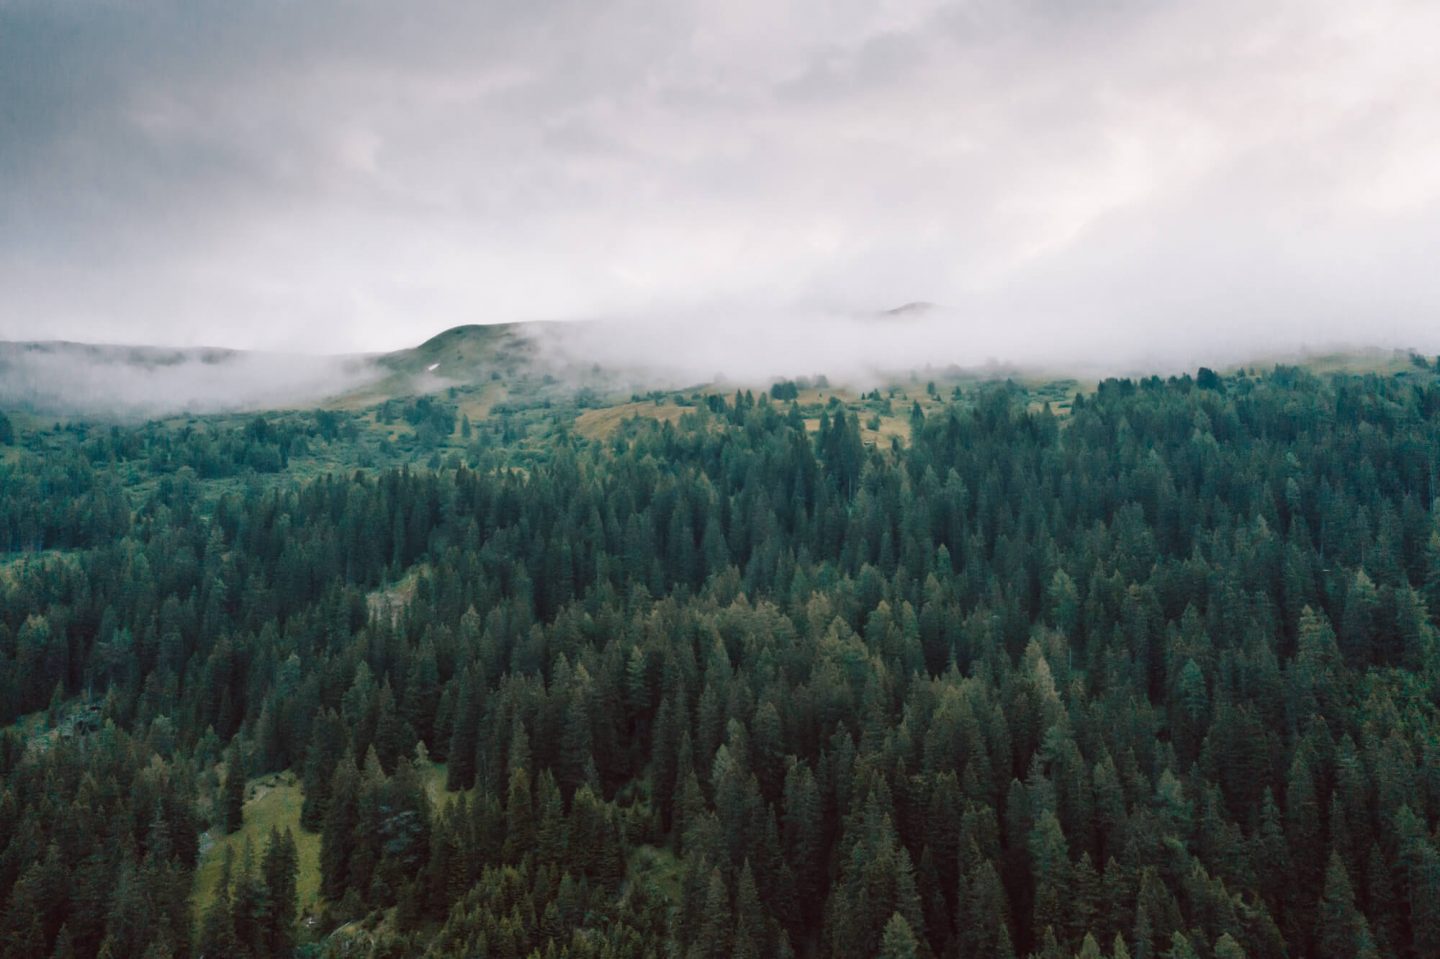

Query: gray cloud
[[1, 0, 1438, 366], [0, 340, 384, 417]]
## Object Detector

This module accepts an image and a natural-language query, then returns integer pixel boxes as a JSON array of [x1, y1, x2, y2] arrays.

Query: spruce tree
[[320, 755, 361, 900], [1316, 852, 1368, 959], [879, 912, 921, 959], [262, 827, 299, 955], [222, 751, 246, 834]]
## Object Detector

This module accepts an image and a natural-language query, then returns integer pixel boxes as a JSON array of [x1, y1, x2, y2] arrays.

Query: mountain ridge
[[1, 316, 1432, 419]]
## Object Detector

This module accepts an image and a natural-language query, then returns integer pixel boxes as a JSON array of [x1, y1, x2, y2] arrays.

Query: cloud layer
[[2, 0, 1438, 363], [0, 341, 384, 417]]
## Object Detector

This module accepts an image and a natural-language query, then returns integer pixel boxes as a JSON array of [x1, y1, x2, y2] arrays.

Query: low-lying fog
[[528, 302, 1440, 391], [0, 342, 384, 419], [5, 301, 1438, 419]]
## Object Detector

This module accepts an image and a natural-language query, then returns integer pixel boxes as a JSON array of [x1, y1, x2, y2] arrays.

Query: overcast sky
[[3, 0, 1439, 361]]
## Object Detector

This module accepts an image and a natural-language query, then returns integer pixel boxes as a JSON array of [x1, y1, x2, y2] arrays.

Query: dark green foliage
[[194, 827, 298, 959], [319, 756, 360, 901], [3, 366, 1440, 957], [770, 381, 800, 401], [222, 751, 246, 834], [879, 912, 921, 959], [261, 828, 299, 955]]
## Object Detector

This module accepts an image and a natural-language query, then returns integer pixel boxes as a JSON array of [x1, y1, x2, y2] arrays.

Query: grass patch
[[367, 563, 430, 624], [861, 415, 909, 447], [420, 759, 451, 806], [456, 386, 503, 424], [573, 401, 688, 439], [192, 771, 322, 929]]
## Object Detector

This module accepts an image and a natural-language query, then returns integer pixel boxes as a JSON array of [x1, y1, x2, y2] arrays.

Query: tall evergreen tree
[[222, 751, 246, 834]]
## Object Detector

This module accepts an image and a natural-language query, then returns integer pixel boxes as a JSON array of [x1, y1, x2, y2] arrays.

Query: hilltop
[[1, 316, 1434, 421]]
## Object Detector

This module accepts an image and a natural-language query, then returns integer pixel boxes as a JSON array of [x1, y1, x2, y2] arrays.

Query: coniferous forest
[[3, 367, 1440, 959]]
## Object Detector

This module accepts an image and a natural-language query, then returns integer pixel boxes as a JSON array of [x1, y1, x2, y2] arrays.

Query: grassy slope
[[191, 772, 321, 928], [317, 322, 1097, 448], [421, 761, 450, 807], [328, 323, 533, 411], [573, 400, 690, 439]]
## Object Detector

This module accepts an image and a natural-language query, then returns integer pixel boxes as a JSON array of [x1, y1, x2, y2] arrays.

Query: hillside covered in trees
[[3, 365, 1440, 959]]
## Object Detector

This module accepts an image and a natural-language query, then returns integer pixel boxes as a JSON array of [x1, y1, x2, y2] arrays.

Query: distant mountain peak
[[883, 301, 938, 317]]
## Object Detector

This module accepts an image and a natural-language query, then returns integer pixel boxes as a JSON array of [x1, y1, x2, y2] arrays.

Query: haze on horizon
[[3, 0, 1439, 367]]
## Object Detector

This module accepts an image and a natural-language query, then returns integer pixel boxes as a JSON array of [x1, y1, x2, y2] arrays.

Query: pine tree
[[879, 912, 921, 959], [1316, 851, 1369, 959], [320, 755, 360, 900], [347, 748, 386, 896], [262, 827, 299, 955], [1165, 932, 1200, 959], [300, 708, 347, 831], [961, 859, 1010, 959], [691, 868, 732, 959], [446, 671, 480, 791], [733, 861, 766, 959], [0, 876, 44, 959], [783, 761, 824, 929], [1171, 659, 1208, 763], [1339, 570, 1379, 667], [1213, 933, 1246, 959], [222, 750, 246, 834], [229, 841, 271, 956], [1028, 810, 1069, 937], [535, 770, 568, 865], [1405, 839, 1440, 959], [196, 874, 239, 959], [503, 766, 535, 864], [1132, 868, 1181, 959], [50, 924, 76, 959]]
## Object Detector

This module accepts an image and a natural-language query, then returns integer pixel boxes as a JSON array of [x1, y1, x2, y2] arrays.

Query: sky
[[3, 0, 1439, 365]]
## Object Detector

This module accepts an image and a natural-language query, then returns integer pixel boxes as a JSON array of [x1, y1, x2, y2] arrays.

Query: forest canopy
[[2, 366, 1440, 959]]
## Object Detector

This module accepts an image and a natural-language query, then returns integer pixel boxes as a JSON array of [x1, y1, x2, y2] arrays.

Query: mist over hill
[[3, 309, 1434, 419], [0, 341, 386, 418]]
